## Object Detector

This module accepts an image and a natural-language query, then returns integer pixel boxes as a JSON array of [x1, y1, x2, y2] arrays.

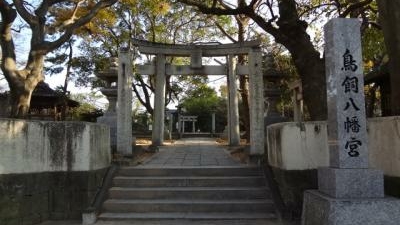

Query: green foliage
[[181, 84, 219, 110], [69, 92, 104, 121], [132, 111, 151, 132], [362, 27, 386, 72], [180, 84, 226, 132]]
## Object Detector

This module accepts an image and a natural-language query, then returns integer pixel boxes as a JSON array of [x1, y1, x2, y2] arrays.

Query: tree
[[0, 0, 117, 118], [377, 0, 400, 115], [181, 84, 226, 132], [74, 0, 229, 116], [69, 92, 104, 121], [177, 0, 378, 120]]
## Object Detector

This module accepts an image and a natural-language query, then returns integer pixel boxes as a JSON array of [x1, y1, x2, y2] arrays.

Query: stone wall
[[266, 116, 400, 217], [0, 119, 111, 224]]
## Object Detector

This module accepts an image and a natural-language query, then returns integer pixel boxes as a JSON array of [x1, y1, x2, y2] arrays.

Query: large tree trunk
[[260, 0, 327, 120], [238, 56, 250, 142], [9, 80, 38, 118], [237, 16, 251, 142], [286, 42, 326, 121], [377, 0, 400, 116]]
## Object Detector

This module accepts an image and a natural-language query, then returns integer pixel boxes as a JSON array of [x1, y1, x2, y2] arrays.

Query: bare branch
[[299, 3, 337, 18], [340, 0, 373, 18], [36, 0, 66, 17], [13, 0, 37, 25], [215, 22, 237, 43]]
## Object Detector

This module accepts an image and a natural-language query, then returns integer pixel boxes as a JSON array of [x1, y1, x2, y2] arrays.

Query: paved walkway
[[139, 138, 240, 167]]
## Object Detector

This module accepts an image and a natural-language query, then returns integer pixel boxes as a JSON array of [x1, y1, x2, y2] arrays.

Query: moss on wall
[[0, 168, 108, 225]]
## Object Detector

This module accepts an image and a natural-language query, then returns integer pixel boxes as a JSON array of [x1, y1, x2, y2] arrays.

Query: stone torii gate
[[132, 39, 265, 155]]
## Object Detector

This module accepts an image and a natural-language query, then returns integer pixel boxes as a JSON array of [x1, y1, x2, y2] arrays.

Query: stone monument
[[302, 18, 400, 225]]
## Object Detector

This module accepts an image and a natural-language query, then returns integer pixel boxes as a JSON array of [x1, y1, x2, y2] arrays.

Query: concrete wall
[[266, 116, 400, 218], [368, 117, 400, 177], [0, 119, 111, 173], [267, 121, 329, 170], [266, 116, 400, 176], [0, 119, 111, 225]]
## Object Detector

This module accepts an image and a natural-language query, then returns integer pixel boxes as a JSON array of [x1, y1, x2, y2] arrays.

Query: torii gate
[[130, 39, 265, 155]]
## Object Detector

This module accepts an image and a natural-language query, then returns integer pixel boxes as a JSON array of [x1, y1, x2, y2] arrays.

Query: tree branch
[[61, 0, 85, 27], [0, 0, 18, 78], [340, 0, 373, 18], [13, 0, 37, 25], [42, 0, 118, 53], [177, 0, 248, 15], [215, 22, 237, 43], [36, 0, 66, 17]]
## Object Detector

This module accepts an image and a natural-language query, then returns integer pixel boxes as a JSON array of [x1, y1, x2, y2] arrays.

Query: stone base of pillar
[[302, 190, 400, 225], [318, 167, 384, 198], [97, 113, 117, 153]]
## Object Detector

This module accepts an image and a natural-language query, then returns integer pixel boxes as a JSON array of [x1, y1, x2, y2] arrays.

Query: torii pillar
[[248, 48, 265, 156], [152, 54, 166, 146], [117, 49, 133, 155], [227, 54, 240, 146]]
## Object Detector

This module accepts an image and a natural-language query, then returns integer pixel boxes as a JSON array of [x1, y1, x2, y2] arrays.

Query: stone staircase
[[98, 166, 279, 222]]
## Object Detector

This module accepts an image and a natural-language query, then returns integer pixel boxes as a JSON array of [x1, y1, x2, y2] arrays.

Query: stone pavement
[[139, 138, 240, 167]]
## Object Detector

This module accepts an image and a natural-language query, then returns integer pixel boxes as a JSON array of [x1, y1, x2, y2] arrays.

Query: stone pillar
[[177, 114, 182, 138], [117, 49, 132, 155], [319, 18, 383, 195], [168, 112, 173, 141], [302, 18, 400, 225], [248, 48, 265, 155], [211, 112, 216, 135], [182, 120, 185, 133], [152, 54, 166, 146], [227, 54, 240, 146], [192, 120, 195, 133]]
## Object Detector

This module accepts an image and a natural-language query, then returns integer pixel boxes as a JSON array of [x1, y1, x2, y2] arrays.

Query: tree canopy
[[177, 0, 383, 120], [180, 84, 226, 132], [0, 0, 117, 117], [68, 0, 231, 115]]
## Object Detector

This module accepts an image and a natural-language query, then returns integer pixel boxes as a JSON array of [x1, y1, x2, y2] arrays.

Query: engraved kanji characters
[[341, 48, 362, 157], [341, 48, 358, 72]]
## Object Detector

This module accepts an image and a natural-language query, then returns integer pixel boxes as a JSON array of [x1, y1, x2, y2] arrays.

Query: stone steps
[[113, 176, 266, 187], [98, 212, 277, 220], [108, 186, 270, 200], [102, 199, 275, 213], [98, 166, 278, 222], [117, 166, 263, 177]]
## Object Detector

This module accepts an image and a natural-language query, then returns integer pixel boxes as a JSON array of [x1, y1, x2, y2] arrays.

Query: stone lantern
[[96, 58, 118, 152], [263, 54, 287, 127]]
